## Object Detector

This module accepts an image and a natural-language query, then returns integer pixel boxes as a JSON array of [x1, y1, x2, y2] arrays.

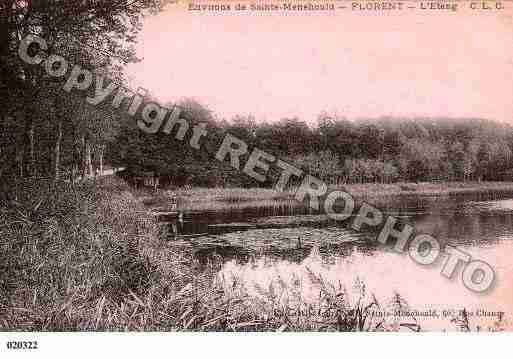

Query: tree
[[0, 0, 167, 181]]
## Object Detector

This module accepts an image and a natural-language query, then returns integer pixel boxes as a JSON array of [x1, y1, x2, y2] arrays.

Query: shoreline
[[340, 181, 513, 198], [2, 177, 508, 331], [141, 181, 513, 212]]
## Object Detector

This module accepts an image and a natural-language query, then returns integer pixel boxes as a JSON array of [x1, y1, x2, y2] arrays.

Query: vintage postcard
[[1, 0, 513, 353]]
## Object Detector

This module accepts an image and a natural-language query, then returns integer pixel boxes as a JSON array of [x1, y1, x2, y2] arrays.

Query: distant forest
[[111, 106, 513, 187], [2, 2, 513, 190]]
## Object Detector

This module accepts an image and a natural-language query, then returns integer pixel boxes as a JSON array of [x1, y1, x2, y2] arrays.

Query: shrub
[[0, 177, 162, 329]]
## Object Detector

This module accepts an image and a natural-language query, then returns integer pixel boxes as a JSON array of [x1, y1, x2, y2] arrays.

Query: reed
[[0, 177, 505, 331], [338, 181, 513, 198], [144, 186, 298, 212], [141, 181, 513, 213]]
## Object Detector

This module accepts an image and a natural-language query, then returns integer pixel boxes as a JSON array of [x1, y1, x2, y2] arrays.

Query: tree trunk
[[29, 123, 35, 177], [80, 135, 86, 179], [54, 119, 63, 181], [86, 141, 93, 177], [98, 144, 104, 176], [71, 126, 78, 184], [18, 153, 23, 179], [47, 118, 53, 177]]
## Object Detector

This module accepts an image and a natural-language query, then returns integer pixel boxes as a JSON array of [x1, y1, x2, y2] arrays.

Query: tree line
[[111, 106, 513, 187], [0, 0, 165, 194], [1, 2, 512, 192]]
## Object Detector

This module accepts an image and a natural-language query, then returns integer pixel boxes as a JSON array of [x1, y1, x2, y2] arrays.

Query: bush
[[0, 177, 163, 329]]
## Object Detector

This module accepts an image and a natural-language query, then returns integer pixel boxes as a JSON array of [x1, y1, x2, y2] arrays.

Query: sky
[[127, 2, 513, 124]]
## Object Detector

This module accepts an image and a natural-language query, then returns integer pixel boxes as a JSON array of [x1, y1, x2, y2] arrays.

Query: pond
[[160, 192, 513, 331]]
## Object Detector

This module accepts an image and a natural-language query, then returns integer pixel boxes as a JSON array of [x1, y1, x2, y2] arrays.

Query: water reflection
[[162, 192, 513, 331], [219, 240, 513, 330]]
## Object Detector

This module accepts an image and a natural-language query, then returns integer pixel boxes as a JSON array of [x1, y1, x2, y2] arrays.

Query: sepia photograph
[[1, 0, 513, 355]]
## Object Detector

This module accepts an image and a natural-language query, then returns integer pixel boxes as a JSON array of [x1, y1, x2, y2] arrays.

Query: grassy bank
[[341, 181, 513, 198], [142, 181, 513, 213], [0, 176, 179, 330], [0, 177, 504, 331], [0, 177, 391, 331], [142, 187, 298, 212]]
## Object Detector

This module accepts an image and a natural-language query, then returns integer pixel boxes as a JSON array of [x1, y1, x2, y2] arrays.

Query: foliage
[[110, 114, 513, 187]]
